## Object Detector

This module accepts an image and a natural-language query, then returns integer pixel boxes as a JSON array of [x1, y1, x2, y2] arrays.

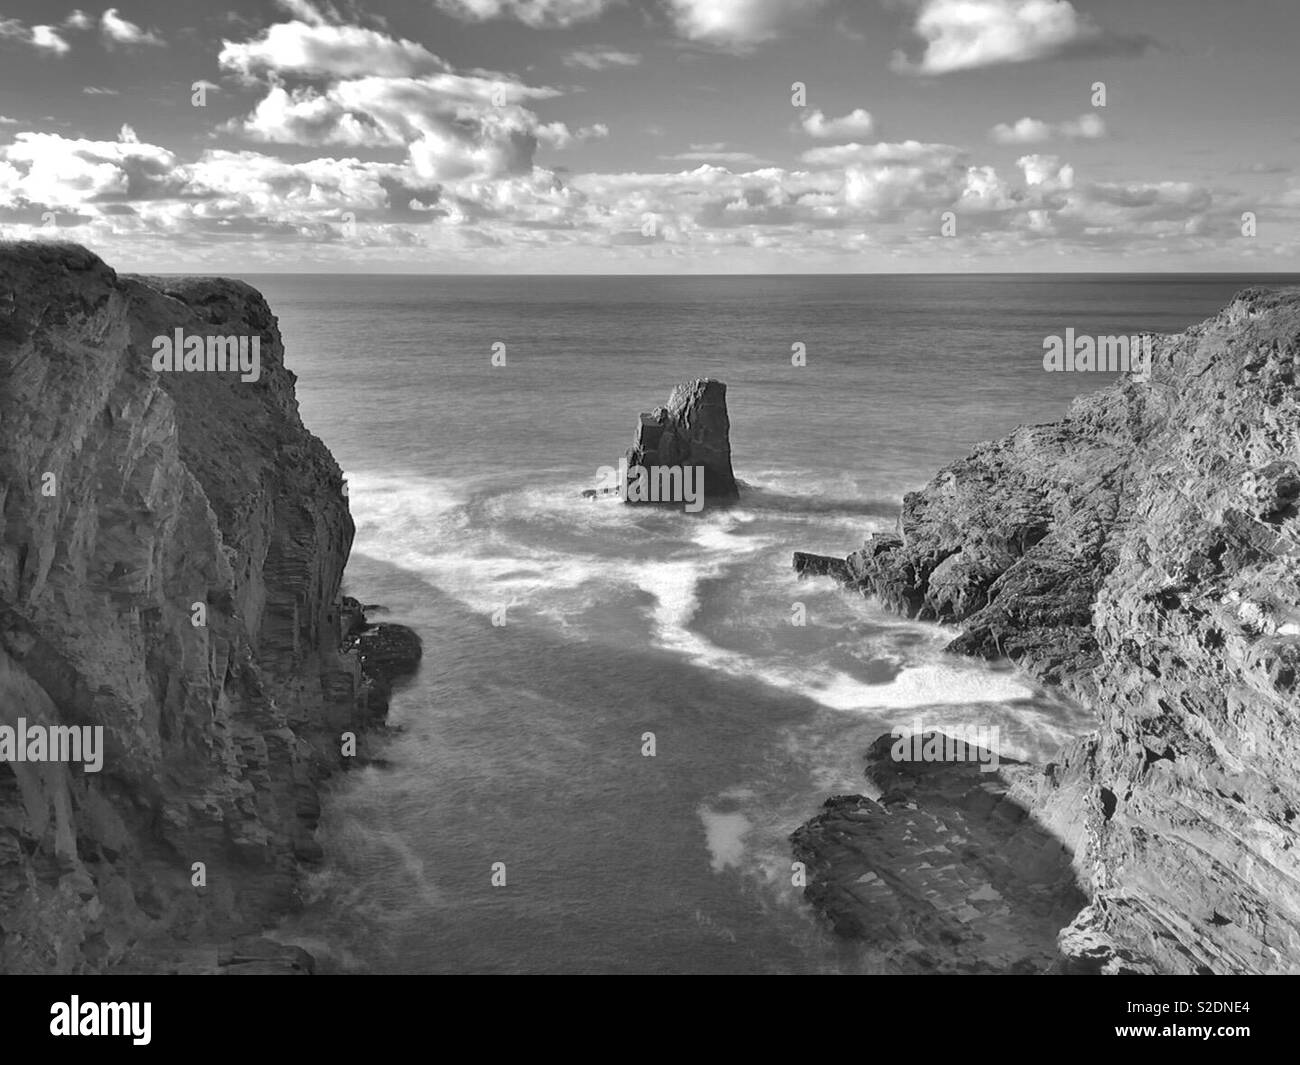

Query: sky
[[0, 0, 1297, 273]]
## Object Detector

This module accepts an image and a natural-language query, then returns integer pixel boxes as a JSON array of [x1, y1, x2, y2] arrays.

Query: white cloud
[[562, 47, 641, 70], [665, 0, 831, 47], [800, 140, 962, 167], [991, 112, 1105, 143], [0, 120, 1245, 271], [228, 73, 567, 182], [434, 0, 614, 28], [276, 0, 335, 24], [991, 117, 1052, 144], [0, 6, 1248, 270], [1018, 153, 1074, 189], [893, 0, 1123, 74], [801, 108, 875, 140], [220, 19, 445, 78], [101, 8, 163, 47], [31, 25, 71, 54], [0, 18, 71, 55], [1060, 113, 1106, 139], [0, 130, 183, 209]]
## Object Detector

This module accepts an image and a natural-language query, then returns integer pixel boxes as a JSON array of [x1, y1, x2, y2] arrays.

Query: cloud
[[990, 112, 1106, 143], [662, 146, 768, 165], [0, 18, 71, 55], [664, 0, 831, 48], [801, 108, 875, 140], [276, 0, 337, 24], [892, 0, 1149, 74], [0, 120, 1250, 270], [63, 11, 94, 31], [83, 86, 120, 95], [433, 0, 615, 28], [217, 4, 579, 189], [100, 8, 163, 47], [0, 4, 1258, 270], [800, 140, 962, 167], [220, 19, 445, 78], [226, 76, 567, 182], [0, 129, 186, 209], [31, 25, 71, 54], [1084, 179, 1209, 212], [562, 47, 641, 70], [570, 144, 1021, 238], [1017, 153, 1074, 189]]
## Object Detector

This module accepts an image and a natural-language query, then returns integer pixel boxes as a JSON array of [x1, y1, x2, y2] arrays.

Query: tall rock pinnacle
[[625, 378, 740, 500]]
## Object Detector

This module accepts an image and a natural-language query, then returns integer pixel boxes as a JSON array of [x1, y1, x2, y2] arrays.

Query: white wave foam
[[343, 469, 1053, 728], [698, 807, 752, 873]]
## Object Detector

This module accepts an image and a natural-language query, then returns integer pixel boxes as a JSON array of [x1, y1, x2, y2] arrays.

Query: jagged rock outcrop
[[792, 552, 851, 583], [625, 378, 739, 500], [793, 288, 1300, 974], [0, 241, 400, 972], [341, 596, 423, 717]]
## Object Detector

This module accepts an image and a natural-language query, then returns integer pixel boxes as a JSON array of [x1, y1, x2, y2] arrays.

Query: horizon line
[[151, 270, 1300, 279]]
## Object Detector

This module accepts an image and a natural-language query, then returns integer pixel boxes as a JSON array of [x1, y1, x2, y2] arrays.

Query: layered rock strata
[[793, 288, 1300, 974], [0, 241, 413, 972]]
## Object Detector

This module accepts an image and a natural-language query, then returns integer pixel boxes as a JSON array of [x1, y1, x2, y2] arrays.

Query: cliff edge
[[0, 242, 388, 972], [794, 287, 1300, 973]]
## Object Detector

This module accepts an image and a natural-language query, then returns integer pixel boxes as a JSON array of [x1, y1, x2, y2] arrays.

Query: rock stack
[[625, 378, 740, 500]]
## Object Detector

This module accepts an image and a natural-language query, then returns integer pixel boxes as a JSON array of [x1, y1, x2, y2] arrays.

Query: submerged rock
[[793, 287, 1300, 974]]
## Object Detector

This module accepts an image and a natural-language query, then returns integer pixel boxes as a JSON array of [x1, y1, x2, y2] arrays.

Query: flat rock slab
[[791, 734, 1086, 973]]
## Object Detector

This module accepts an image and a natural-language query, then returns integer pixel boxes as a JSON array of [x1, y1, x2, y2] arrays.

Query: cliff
[[0, 242, 397, 972], [793, 288, 1300, 973]]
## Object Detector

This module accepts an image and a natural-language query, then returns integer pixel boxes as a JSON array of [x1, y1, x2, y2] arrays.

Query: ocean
[[236, 273, 1300, 974]]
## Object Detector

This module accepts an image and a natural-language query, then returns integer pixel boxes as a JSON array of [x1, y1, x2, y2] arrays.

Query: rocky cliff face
[[0, 242, 380, 972], [794, 288, 1300, 974], [626, 378, 739, 499]]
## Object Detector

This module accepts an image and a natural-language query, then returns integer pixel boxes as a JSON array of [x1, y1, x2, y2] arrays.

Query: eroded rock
[[625, 378, 739, 501], [0, 242, 389, 972], [793, 287, 1300, 973]]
